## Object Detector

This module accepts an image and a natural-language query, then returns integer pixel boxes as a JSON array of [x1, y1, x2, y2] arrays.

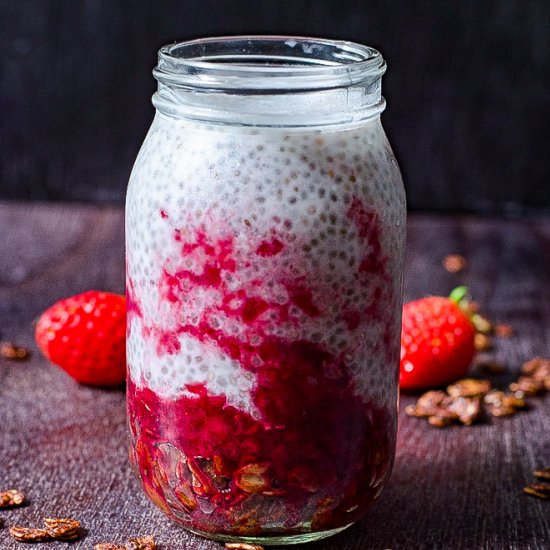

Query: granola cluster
[[94, 535, 156, 550], [0, 342, 29, 361], [406, 356, 550, 428], [405, 380, 486, 428], [0, 487, 155, 546], [9, 518, 80, 543], [513, 357, 550, 394], [524, 467, 550, 500], [0, 489, 25, 509]]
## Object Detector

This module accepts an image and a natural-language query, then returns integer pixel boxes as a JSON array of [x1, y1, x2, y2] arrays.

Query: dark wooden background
[[1, 0, 550, 213]]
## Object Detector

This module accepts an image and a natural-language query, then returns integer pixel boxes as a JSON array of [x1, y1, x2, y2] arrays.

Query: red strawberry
[[400, 287, 476, 390], [35, 290, 126, 387]]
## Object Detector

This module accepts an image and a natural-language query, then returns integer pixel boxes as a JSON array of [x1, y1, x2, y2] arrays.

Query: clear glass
[[125, 36, 406, 545]]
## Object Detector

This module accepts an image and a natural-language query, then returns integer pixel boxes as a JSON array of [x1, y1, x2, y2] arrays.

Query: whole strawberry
[[35, 291, 126, 386], [400, 287, 476, 390]]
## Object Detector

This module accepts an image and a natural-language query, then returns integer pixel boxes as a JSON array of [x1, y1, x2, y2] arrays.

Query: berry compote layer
[[126, 114, 406, 539]]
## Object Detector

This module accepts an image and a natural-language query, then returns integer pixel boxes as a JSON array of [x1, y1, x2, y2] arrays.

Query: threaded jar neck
[[152, 36, 387, 128]]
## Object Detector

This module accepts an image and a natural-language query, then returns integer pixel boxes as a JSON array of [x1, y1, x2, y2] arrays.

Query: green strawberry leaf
[[449, 285, 468, 305]]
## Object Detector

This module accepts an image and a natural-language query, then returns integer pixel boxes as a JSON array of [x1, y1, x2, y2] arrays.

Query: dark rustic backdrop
[[1, 0, 549, 213]]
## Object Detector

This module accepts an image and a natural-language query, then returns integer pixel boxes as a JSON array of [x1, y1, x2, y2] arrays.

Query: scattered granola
[[523, 482, 550, 500], [0, 341, 30, 361], [447, 396, 482, 425], [43, 517, 81, 541], [405, 389, 483, 427], [521, 357, 550, 390], [225, 543, 265, 550], [407, 353, 550, 427], [534, 468, 550, 481], [443, 254, 467, 273], [404, 390, 446, 417], [509, 376, 545, 396], [125, 535, 156, 550], [447, 378, 491, 398], [92, 536, 156, 550], [6, 517, 82, 543], [9, 526, 52, 543], [0, 489, 26, 508], [484, 391, 527, 417], [521, 357, 550, 376]]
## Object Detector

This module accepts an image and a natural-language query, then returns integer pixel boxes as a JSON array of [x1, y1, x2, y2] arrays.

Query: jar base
[[184, 523, 354, 546]]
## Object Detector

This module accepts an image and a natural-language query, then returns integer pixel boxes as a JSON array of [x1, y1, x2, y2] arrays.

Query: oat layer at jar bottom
[[127, 377, 395, 540]]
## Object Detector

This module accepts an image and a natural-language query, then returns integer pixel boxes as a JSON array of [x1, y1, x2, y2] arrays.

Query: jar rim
[[154, 35, 386, 91]]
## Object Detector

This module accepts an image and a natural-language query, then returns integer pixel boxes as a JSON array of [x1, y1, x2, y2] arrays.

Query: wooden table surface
[[1, 201, 549, 550]]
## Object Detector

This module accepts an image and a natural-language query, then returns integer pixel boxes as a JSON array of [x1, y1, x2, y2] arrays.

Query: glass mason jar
[[126, 36, 406, 545]]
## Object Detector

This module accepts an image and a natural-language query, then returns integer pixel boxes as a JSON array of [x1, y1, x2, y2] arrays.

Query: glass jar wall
[[125, 36, 406, 545]]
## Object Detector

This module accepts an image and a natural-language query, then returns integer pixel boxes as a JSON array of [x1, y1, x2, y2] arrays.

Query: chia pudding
[[125, 37, 406, 544]]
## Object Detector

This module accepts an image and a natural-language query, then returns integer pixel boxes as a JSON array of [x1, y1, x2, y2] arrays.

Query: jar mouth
[[154, 35, 386, 91]]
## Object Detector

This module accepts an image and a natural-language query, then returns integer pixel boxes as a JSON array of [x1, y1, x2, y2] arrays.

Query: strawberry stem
[[449, 285, 468, 305], [449, 286, 488, 331]]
